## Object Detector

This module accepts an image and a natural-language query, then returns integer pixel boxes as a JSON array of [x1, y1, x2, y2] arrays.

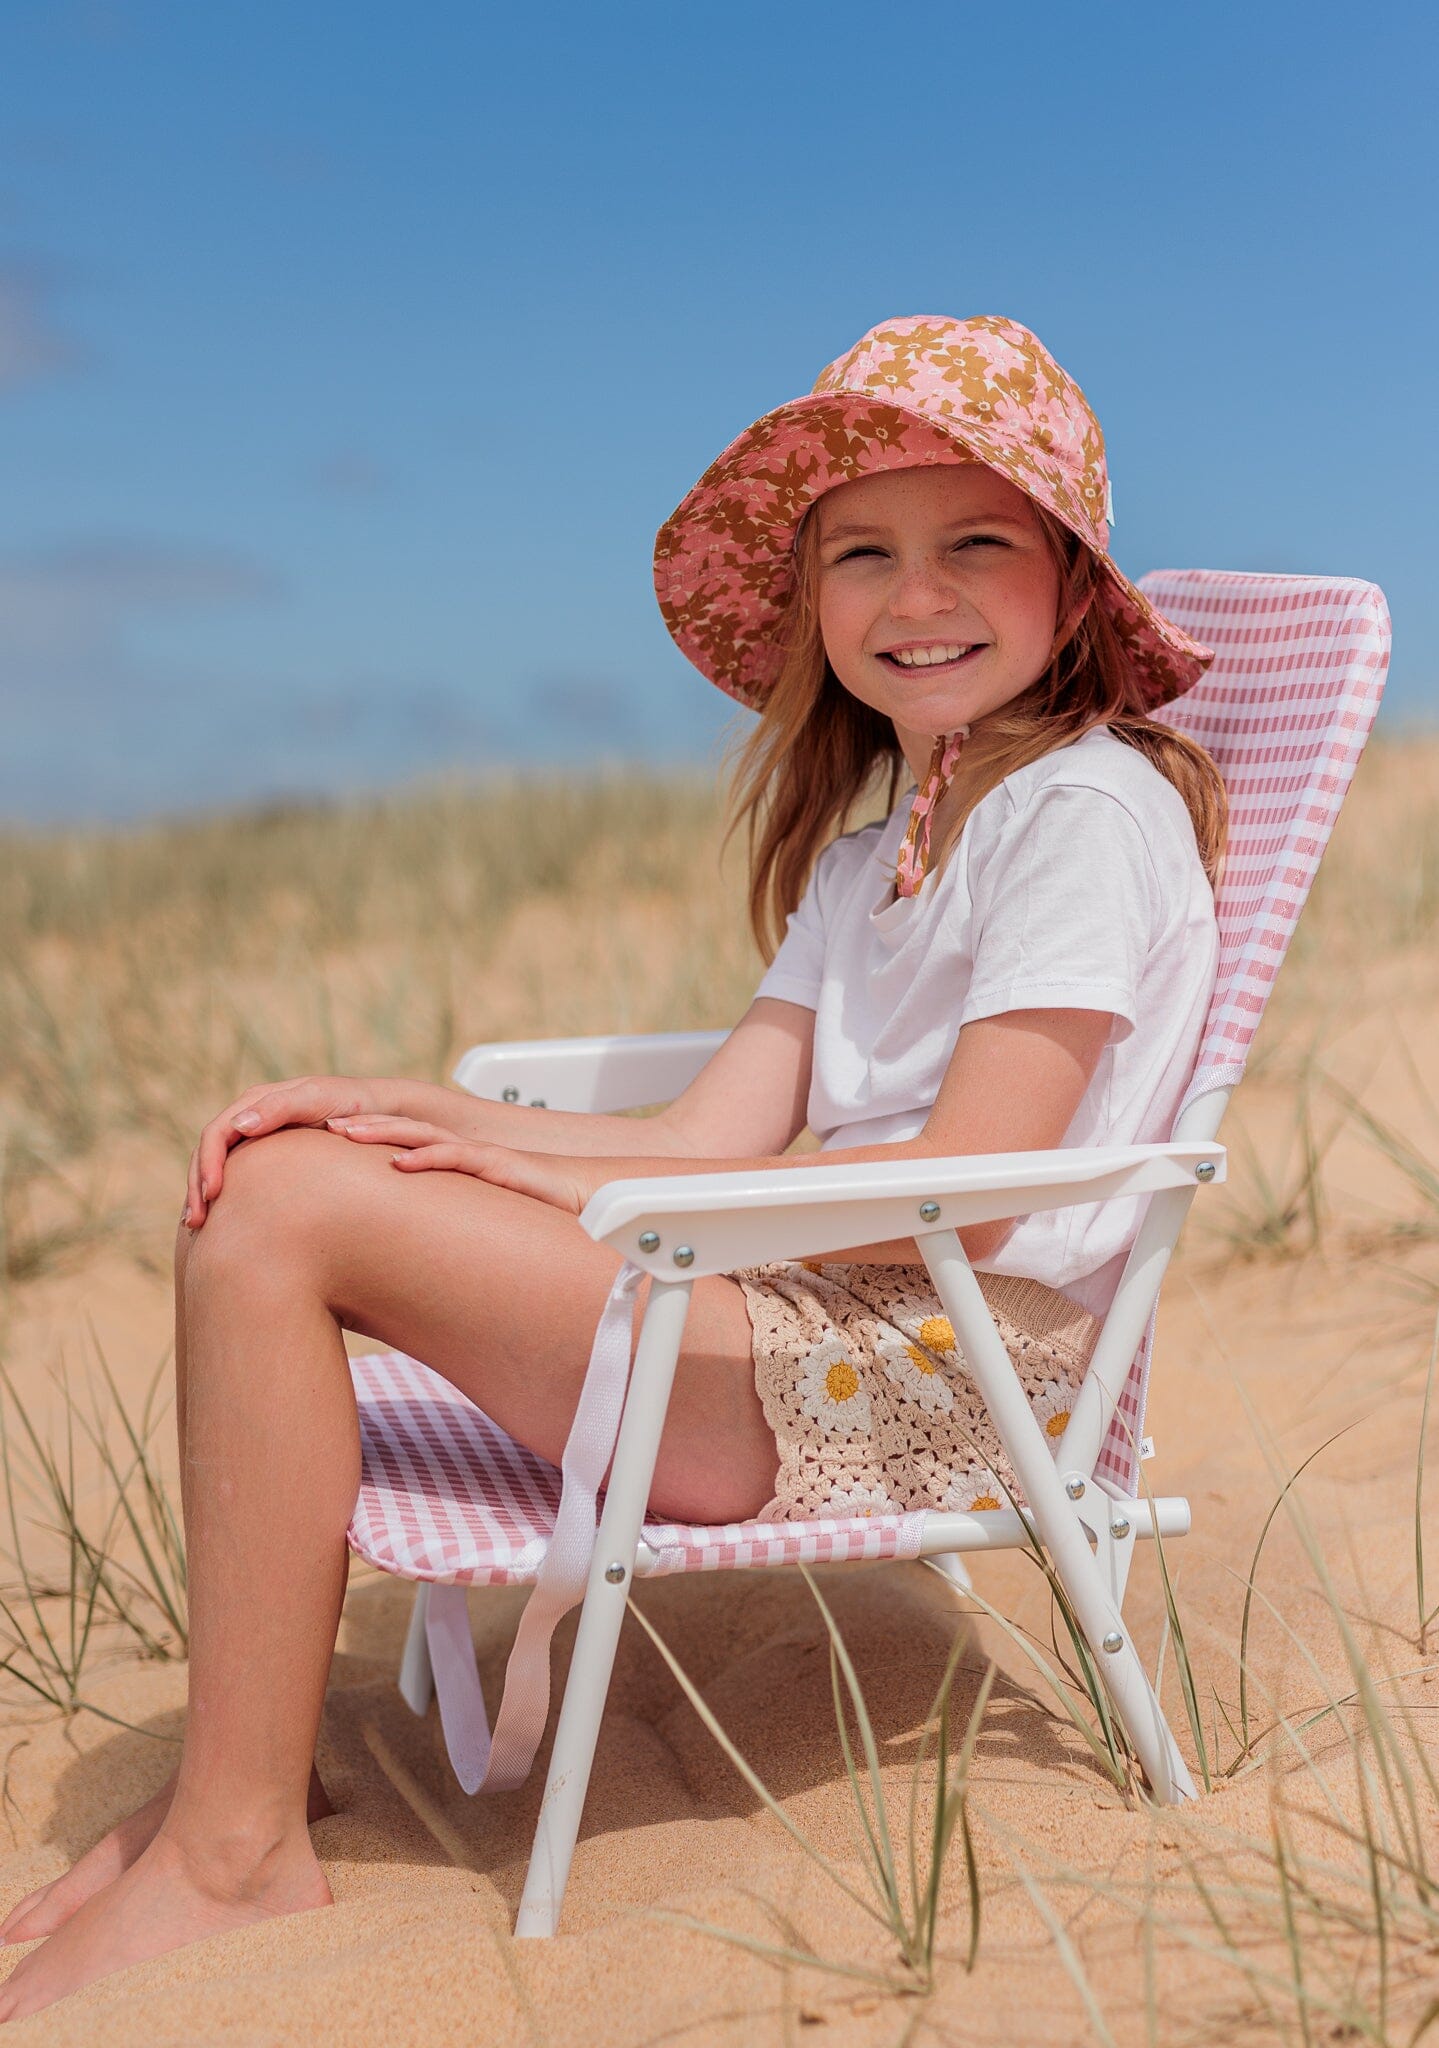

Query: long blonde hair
[[722, 503, 1228, 961]]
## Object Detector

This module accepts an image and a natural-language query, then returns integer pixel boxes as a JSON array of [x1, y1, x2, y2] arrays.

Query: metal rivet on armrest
[[672, 1245, 695, 1267], [918, 1200, 941, 1222], [638, 1230, 660, 1252], [502, 1086, 520, 1102], [1195, 1161, 1217, 1181]]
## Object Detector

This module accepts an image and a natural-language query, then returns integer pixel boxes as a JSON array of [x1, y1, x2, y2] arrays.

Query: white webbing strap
[[425, 1258, 645, 1795]]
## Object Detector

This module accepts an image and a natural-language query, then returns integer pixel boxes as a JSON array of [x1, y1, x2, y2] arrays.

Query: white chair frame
[[395, 1030, 1228, 1936], [371, 566, 1391, 1936]]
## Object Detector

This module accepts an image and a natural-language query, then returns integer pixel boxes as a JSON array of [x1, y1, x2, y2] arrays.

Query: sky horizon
[[1, 0, 1433, 826]]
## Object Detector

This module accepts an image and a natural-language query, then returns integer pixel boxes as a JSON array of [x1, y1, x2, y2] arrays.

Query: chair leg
[[515, 1276, 694, 1937], [920, 1232, 1196, 1804], [515, 1564, 634, 1938], [398, 1582, 434, 1715], [1089, 1496, 1137, 1612], [1073, 1575, 1192, 1800]]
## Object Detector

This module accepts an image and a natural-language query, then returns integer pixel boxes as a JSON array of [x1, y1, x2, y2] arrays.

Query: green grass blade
[[825, 1634, 898, 1931], [922, 1660, 994, 1978], [1144, 1525, 1209, 1792], [928, 1568, 1128, 1789], [1230, 1425, 1354, 1766], [800, 1568, 902, 1931]]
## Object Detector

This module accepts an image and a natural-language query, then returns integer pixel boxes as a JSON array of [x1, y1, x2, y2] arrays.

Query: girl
[[0, 313, 1223, 2019]]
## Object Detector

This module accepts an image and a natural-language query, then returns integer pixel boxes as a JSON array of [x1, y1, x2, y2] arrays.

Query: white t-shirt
[[754, 726, 1220, 1318]]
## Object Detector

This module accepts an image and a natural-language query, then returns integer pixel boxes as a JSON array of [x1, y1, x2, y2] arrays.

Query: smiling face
[[812, 462, 1063, 782]]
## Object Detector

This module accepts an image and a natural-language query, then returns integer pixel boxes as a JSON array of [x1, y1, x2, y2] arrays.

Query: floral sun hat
[[653, 313, 1214, 717]]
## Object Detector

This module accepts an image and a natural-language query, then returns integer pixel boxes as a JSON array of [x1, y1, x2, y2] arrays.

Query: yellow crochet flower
[[798, 1335, 873, 1436], [943, 1467, 1007, 1514], [1030, 1382, 1076, 1441], [827, 1483, 898, 1520], [917, 1315, 956, 1355], [876, 1331, 954, 1416]]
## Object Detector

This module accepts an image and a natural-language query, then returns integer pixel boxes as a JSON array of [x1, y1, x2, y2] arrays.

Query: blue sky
[[1, 0, 1433, 823]]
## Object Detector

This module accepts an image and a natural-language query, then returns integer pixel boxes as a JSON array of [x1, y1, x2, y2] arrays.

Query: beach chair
[[346, 570, 1390, 1936]]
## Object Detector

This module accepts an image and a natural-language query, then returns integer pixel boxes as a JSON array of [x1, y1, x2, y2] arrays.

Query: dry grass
[[636, 1372, 1439, 2042], [1, 743, 1435, 1287], [0, 1343, 186, 1723]]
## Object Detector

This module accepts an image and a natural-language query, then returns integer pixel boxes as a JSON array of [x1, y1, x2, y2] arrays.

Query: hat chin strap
[[894, 726, 969, 898]]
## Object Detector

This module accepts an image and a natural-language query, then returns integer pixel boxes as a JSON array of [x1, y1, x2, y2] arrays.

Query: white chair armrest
[[451, 1031, 729, 1114], [578, 1142, 1226, 1277]]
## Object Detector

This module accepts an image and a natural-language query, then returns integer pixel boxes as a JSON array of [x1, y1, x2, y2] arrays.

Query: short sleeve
[[753, 864, 828, 1011], [958, 785, 1158, 1037]]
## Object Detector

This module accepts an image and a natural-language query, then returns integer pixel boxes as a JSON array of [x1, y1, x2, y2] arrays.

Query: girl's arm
[[400, 994, 815, 1157], [185, 998, 814, 1226], [332, 1006, 1114, 1268]]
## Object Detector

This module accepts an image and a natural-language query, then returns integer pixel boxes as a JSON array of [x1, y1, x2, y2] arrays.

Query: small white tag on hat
[[1104, 477, 1115, 528], [1140, 1435, 1155, 1461]]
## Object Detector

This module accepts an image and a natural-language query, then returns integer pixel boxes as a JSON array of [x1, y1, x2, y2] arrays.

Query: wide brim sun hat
[[654, 314, 1214, 714]]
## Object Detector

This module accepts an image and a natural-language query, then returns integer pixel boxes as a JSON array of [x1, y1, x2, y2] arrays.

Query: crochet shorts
[[730, 1259, 1101, 1523]]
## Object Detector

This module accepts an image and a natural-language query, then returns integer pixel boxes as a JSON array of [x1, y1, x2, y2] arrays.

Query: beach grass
[[632, 1350, 1439, 2040]]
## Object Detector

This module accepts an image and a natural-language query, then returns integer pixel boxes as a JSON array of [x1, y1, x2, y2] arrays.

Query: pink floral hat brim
[[654, 381, 1213, 716]]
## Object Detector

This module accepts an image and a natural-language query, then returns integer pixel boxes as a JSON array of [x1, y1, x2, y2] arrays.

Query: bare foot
[[0, 1765, 333, 1949], [0, 1824, 332, 2022]]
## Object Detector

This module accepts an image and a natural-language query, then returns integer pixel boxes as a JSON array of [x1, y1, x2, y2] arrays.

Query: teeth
[[889, 644, 972, 667]]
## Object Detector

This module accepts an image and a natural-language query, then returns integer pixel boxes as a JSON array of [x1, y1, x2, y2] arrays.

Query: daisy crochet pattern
[[732, 1259, 1100, 1521]]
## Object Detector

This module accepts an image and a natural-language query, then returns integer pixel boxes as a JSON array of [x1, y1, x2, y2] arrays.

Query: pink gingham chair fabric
[[1092, 569, 1391, 1492], [347, 570, 1390, 1579], [347, 1351, 925, 1587], [1155, 572, 1391, 1108]]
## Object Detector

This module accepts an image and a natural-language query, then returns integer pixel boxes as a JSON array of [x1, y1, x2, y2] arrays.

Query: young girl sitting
[[0, 313, 1223, 2020]]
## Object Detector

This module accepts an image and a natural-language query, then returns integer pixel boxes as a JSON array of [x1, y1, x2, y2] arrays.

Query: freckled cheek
[[817, 589, 874, 670], [990, 571, 1060, 664]]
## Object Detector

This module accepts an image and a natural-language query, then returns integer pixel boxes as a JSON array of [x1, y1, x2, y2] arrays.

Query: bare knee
[[182, 1128, 339, 1290]]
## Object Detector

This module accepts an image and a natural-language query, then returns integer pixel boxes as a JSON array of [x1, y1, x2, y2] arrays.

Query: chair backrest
[[1143, 570, 1391, 1120], [1091, 571, 1390, 1497]]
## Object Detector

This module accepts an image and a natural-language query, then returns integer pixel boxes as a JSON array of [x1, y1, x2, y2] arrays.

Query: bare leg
[[0, 1130, 770, 2019], [0, 1228, 332, 1948]]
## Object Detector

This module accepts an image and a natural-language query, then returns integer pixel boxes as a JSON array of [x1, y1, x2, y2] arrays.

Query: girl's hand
[[185, 1076, 394, 1229], [327, 1116, 602, 1214]]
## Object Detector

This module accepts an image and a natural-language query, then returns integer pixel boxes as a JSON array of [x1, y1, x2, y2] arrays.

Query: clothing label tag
[[1140, 1436, 1155, 1461]]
